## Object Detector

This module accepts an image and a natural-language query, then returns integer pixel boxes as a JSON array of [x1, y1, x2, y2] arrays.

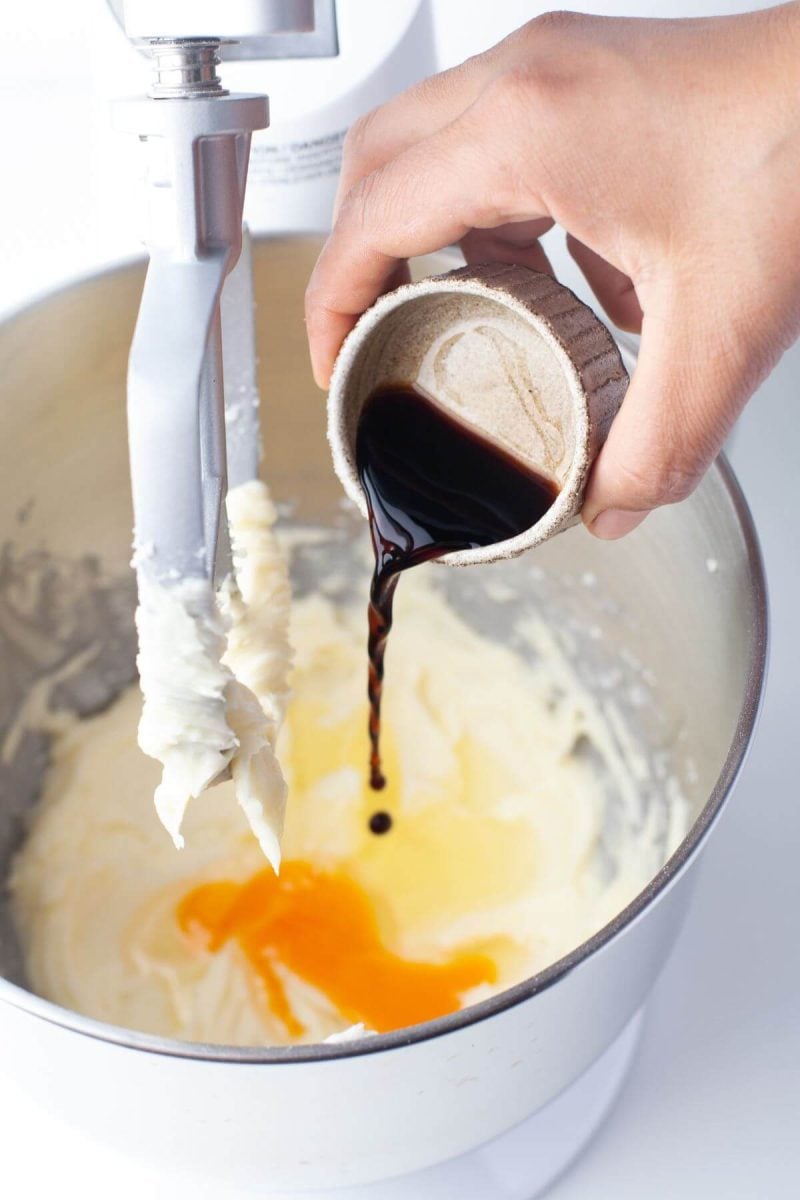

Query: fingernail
[[589, 508, 649, 540]]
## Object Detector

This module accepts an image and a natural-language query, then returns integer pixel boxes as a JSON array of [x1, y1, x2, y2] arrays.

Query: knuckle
[[337, 169, 385, 239], [479, 59, 578, 132], [522, 64, 573, 113], [342, 108, 381, 169], [495, 10, 585, 65], [469, 65, 571, 218], [529, 9, 584, 38], [521, 12, 619, 106], [473, 68, 536, 130]]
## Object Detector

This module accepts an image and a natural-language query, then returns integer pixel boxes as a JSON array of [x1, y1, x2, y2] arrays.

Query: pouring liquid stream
[[356, 383, 559, 791]]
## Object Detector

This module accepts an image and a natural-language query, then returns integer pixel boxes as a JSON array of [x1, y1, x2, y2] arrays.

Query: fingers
[[461, 219, 555, 275], [332, 20, 549, 217], [315, 65, 501, 391], [306, 98, 552, 387], [567, 235, 643, 332], [334, 62, 495, 219], [583, 291, 752, 538]]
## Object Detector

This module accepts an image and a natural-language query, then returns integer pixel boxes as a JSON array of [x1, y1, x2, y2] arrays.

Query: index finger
[[333, 62, 492, 219], [305, 102, 550, 387]]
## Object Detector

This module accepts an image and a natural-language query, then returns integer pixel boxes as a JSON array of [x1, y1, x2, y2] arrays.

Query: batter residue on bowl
[[10, 557, 687, 1046]]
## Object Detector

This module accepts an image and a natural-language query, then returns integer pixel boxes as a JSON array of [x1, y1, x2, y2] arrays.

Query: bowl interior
[[0, 237, 765, 1043]]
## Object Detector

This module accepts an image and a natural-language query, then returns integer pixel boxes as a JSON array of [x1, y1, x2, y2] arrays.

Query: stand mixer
[[80, 5, 763, 1198]]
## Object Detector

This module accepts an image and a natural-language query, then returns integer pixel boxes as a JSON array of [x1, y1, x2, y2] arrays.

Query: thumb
[[582, 294, 753, 539]]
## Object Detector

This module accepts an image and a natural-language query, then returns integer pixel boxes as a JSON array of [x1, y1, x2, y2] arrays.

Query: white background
[[0, 2, 798, 1196]]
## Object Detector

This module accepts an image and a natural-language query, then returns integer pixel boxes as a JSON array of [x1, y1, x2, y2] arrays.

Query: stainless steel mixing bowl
[[0, 237, 767, 1193]]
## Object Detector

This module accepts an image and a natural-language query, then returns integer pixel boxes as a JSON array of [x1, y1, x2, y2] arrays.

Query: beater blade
[[114, 85, 268, 589]]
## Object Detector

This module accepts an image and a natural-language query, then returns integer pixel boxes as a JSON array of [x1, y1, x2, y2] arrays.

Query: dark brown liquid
[[356, 384, 559, 790]]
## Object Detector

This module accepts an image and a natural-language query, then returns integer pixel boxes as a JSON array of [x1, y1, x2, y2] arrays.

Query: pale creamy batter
[[135, 480, 291, 872], [10, 565, 687, 1047]]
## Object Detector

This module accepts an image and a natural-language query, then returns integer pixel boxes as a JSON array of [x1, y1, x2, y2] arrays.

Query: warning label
[[249, 128, 347, 186]]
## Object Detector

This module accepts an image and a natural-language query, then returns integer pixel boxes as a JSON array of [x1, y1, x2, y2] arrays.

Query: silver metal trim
[[107, 0, 339, 61], [141, 38, 229, 100], [223, 0, 338, 59]]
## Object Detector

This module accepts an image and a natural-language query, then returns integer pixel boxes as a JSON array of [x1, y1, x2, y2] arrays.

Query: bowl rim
[[0, 255, 768, 1065]]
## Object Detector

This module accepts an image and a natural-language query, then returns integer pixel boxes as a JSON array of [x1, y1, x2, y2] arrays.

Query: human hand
[[306, 5, 800, 537]]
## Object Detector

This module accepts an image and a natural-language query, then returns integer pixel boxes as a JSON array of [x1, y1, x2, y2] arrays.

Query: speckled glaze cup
[[327, 262, 629, 564]]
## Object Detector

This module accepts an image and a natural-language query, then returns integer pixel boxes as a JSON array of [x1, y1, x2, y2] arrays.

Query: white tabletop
[[1, 3, 797, 1196]]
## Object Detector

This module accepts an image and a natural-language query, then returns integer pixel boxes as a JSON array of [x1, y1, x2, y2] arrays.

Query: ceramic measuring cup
[[327, 262, 629, 564]]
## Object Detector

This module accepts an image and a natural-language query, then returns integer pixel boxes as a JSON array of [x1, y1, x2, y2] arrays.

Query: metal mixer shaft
[[114, 51, 267, 589], [114, 0, 324, 592]]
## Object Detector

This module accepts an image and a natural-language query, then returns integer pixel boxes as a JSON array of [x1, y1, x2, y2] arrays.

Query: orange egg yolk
[[177, 860, 497, 1037]]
